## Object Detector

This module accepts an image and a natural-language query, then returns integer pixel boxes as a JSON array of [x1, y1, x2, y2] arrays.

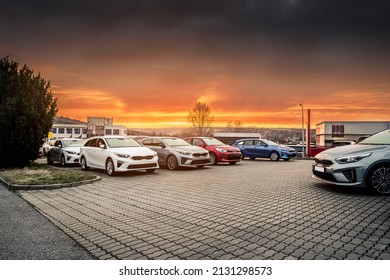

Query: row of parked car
[[45, 136, 298, 176]]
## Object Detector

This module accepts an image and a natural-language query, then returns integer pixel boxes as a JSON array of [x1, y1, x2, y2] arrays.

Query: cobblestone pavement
[[17, 160, 390, 260]]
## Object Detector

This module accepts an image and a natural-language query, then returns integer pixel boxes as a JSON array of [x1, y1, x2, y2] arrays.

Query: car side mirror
[[99, 144, 106, 149], [159, 143, 166, 148]]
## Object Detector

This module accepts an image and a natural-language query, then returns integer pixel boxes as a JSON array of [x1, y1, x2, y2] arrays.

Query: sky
[[1, 0, 390, 129]]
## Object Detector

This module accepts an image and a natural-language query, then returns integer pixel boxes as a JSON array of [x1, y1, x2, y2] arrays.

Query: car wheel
[[146, 169, 156, 173], [60, 155, 66, 166], [250, 157, 255, 160], [209, 153, 218, 165], [367, 165, 390, 195], [166, 155, 178, 170], [229, 161, 237, 165], [283, 158, 290, 161], [47, 154, 53, 165], [80, 156, 89, 171], [106, 158, 115, 176], [270, 151, 280, 161]]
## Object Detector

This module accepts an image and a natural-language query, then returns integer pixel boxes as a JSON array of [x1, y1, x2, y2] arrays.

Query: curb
[[0, 176, 101, 191]]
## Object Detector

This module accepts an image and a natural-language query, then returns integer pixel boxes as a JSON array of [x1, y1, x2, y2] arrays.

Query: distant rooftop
[[212, 132, 261, 138], [53, 116, 86, 125]]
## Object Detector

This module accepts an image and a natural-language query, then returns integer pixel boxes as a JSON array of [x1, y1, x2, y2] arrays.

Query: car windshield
[[359, 130, 390, 145], [163, 138, 191, 147], [106, 138, 142, 148], [262, 139, 278, 146], [62, 140, 84, 147], [203, 138, 225, 146]]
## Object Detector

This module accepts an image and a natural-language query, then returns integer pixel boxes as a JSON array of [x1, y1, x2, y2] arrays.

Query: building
[[212, 132, 261, 145], [316, 121, 390, 147], [50, 117, 87, 139], [87, 117, 113, 137], [104, 125, 127, 136]]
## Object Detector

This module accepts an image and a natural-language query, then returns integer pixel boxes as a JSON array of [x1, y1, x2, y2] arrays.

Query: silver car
[[47, 138, 85, 166], [141, 137, 210, 170], [312, 129, 390, 195]]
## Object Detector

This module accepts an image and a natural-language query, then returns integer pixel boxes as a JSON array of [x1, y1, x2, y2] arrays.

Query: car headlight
[[216, 147, 227, 152], [176, 150, 191, 156], [114, 152, 130, 158], [335, 153, 371, 164], [278, 148, 289, 152], [65, 150, 76, 155]]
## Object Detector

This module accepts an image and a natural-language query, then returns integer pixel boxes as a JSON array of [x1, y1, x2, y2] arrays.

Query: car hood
[[278, 145, 296, 151], [63, 147, 81, 153], [318, 144, 390, 157], [111, 147, 156, 156], [212, 145, 240, 152], [171, 145, 208, 153]]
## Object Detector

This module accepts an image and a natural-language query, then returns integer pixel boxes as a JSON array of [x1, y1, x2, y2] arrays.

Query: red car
[[184, 137, 242, 165]]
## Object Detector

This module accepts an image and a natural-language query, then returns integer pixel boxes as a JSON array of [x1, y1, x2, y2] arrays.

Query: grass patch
[[0, 165, 96, 185]]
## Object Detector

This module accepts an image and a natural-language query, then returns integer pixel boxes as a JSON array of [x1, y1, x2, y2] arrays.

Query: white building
[[50, 117, 87, 139], [87, 116, 113, 137], [316, 121, 390, 147], [104, 125, 128, 136]]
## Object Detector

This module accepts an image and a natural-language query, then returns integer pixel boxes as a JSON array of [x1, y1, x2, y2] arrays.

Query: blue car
[[232, 139, 297, 161]]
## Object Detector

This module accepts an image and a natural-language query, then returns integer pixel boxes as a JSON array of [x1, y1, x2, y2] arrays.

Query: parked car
[[140, 137, 210, 170], [42, 139, 55, 155], [312, 129, 390, 195], [184, 137, 241, 165], [232, 139, 297, 161], [330, 140, 356, 148], [79, 136, 158, 176], [47, 138, 85, 166]]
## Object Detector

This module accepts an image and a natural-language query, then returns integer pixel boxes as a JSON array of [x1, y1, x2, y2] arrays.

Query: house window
[[51, 128, 57, 133], [58, 128, 65, 134], [332, 125, 345, 137], [105, 129, 112, 135], [66, 128, 72, 134], [74, 128, 80, 134], [113, 129, 120, 135], [82, 129, 87, 134]]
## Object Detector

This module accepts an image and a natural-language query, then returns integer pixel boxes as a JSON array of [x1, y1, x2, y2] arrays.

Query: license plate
[[314, 166, 325, 173]]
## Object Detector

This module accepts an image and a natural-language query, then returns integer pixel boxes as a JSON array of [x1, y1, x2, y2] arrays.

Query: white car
[[79, 136, 159, 176], [47, 138, 85, 166]]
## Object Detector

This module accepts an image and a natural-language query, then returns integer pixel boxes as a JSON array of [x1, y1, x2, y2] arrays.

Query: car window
[[62, 139, 84, 147], [203, 138, 224, 146], [360, 130, 390, 145], [142, 138, 154, 146], [97, 138, 106, 148], [85, 138, 98, 147], [106, 138, 142, 148], [253, 140, 264, 146], [243, 140, 253, 145], [193, 139, 204, 146], [163, 138, 191, 147]]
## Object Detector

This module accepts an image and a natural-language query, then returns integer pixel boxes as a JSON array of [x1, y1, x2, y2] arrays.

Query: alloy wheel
[[371, 166, 390, 195]]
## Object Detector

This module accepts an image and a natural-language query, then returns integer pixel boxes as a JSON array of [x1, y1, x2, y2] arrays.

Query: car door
[[83, 138, 98, 167], [241, 140, 254, 157], [94, 138, 109, 169], [253, 140, 268, 158], [51, 140, 62, 162], [152, 139, 169, 165]]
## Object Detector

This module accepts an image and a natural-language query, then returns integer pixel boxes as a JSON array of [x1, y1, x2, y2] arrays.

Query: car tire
[[166, 155, 178, 170], [60, 155, 66, 166], [250, 157, 255, 160], [106, 158, 115, 176], [229, 161, 237, 165], [367, 164, 390, 195], [283, 158, 290, 161], [209, 153, 218, 165], [270, 151, 280, 161], [80, 156, 89, 171]]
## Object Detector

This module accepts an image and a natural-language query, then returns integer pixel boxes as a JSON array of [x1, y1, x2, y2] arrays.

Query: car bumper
[[280, 152, 297, 159], [312, 162, 365, 187], [178, 156, 210, 167], [217, 152, 242, 163], [65, 154, 80, 164], [114, 158, 159, 172]]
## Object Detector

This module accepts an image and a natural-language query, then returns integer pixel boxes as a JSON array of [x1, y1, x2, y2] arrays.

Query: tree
[[187, 102, 214, 136], [0, 56, 58, 167], [226, 120, 244, 132]]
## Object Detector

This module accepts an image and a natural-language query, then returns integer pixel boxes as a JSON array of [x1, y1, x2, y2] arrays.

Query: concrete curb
[[0, 175, 101, 191]]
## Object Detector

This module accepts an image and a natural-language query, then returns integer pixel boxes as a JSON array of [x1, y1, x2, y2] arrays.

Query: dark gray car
[[312, 129, 390, 195], [141, 137, 210, 170]]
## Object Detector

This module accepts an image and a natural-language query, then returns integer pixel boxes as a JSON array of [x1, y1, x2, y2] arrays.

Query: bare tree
[[226, 120, 244, 132], [187, 102, 214, 136]]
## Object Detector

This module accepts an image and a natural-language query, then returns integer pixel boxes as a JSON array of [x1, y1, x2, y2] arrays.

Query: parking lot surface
[[17, 160, 390, 260]]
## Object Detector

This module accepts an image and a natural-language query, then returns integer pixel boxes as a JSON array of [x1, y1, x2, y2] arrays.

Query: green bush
[[0, 56, 57, 167]]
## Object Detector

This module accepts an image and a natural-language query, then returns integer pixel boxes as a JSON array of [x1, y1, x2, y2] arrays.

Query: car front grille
[[342, 169, 357, 183], [227, 154, 242, 160], [191, 159, 210, 165], [314, 158, 333, 167], [132, 155, 154, 160], [193, 153, 208, 157], [313, 170, 337, 182], [127, 163, 157, 169]]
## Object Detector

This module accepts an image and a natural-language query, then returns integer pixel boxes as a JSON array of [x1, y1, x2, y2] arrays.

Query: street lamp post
[[299, 104, 305, 158]]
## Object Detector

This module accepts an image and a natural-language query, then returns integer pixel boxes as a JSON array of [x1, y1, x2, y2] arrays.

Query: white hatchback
[[80, 136, 159, 176]]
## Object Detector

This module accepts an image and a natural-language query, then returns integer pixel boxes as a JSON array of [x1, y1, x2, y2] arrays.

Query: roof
[[53, 116, 87, 125], [212, 132, 261, 138]]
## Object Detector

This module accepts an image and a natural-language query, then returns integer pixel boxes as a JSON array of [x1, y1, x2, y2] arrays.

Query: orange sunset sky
[[1, 0, 390, 129]]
